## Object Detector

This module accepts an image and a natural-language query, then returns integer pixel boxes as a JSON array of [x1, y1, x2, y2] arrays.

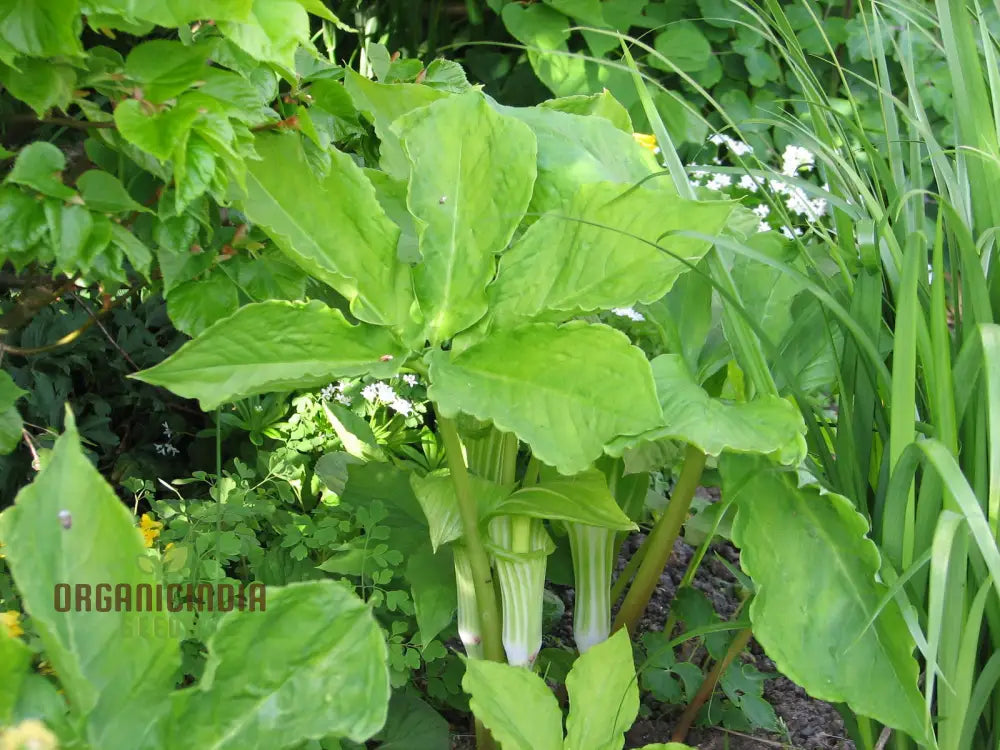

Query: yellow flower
[[139, 513, 163, 548], [0, 718, 58, 750], [633, 132, 658, 152], [2, 610, 23, 639]]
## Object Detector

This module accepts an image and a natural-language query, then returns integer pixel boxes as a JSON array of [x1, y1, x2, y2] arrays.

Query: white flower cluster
[[154, 422, 179, 457], [320, 381, 352, 405], [780, 144, 815, 176], [360, 380, 415, 416], [709, 133, 754, 156], [611, 307, 645, 322]]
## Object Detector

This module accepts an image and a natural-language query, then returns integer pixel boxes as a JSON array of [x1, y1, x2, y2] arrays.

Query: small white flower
[[389, 398, 415, 416], [692, 170, 708, 179], [402, 374, 418, 387], [738, 174, 759, 191], [320, 384, 336, 400], [373, 382, 397, 402], [780, 145, 815, 177], [706, 174, 732, 191], [780, 226, 803, 239], [728, 140, 753, 156], [711, 156, 721, 165], [752, 204, 771, 218], [154, 443, 179, 457], [709, 133, 728, 145], [611, 307, 645, 322], [361, 383, 379, 403], [758, 220, 772, 233]]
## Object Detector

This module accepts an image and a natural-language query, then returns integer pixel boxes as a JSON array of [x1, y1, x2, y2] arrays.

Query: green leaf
[[487, 182, 733, 329], [0, 410, 180, 748], [241, 133, 412, 327], [0, 370, 27, 409], [217, 0, 310, 72], [164, 580, 390, 748], [462, 657, 563, 750], [539, 91, 633, 132], [428, 322, 662, 475], [114, 98, 200, 162], [0, 406, 23, 453], [81, 0, 252, 28], [343, 70, 450, 178], [320, 402, 386, 462], [125, 39, 211, 103], [723, 454, 931, 743], [0, 60, 76, 117], [133, 300, 407, 410], [422, 59, 472, 92], [165, 271, 240, 337], [375, 690, 451, 750], [607, 354, 807, 466], [651, 22, 712, 72], [315, 451, 362, 496], [495, 103, 661, 217], [493, 469, 636, 530], [410, 470, 512, 551], [396, 91, 537, 343], [77, 170, 149, 214], [565, 628, 639, 750], [0, 0, 83, 57], [173, 133, 217, 211], [406, 546, 457, 648], [501, 3, 571, 50], [110, 224, 152, 277], [543, 0, 606, 25], [0, 626, 32, 722], [6, 142, 75, 199]]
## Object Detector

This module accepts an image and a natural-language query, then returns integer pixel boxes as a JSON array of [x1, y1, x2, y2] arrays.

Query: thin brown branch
[[4, 114, 115, 130]]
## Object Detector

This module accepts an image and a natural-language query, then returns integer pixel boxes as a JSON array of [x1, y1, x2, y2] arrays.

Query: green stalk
[[452, 545, 482, 660], [488, 515, 553, 667], [566, 522, 616, 652], [438, 416, 504, 663], [613, 445, 707, 635]]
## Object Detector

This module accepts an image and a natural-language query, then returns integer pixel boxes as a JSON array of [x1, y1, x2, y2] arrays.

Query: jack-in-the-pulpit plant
[[133, 79, 738, 679]]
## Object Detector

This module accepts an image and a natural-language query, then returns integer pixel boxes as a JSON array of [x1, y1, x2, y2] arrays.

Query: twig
[[873, 726, 892, 750], [21, 429, 41, 470], [70, 289, 140, 371], [4, 114, 115, 130]]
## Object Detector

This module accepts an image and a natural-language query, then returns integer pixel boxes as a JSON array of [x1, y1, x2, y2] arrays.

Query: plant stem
[[670, 627, 753, 743], [612, 444, 706, 635], [438, 415, 505, 663], [610, 531, 649, 604]]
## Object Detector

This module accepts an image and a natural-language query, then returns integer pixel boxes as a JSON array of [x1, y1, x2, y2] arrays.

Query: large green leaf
[[344, 71, 450, 178], [428, 322, 662, 475], [0, 0, 83, 58], [395, 91, 537, 344], [405, 545, 457, 648], [723, 454, 931, 744], [0, 370, 27, 454], [564, 628, 639, 750], [0, 60, 76, 117], [163, 580, 390, 749], [493, 103, 662, 216], [80, 0, 252, 28], [217, 0, 309, 72], [410, 470, 512, 551], [492, 469, 637, 530], [6, 142, 75, 199], [0, 411, 180, 749], [133, 300, 406, 410], [487, 181, 733, 329], [124, 39, 212, 103], [462, 657, 563, 750], [165, 271, 240, 337], [539, 91, 633, 132], [241, 132, 412, 327], [607, 354, 806, 465]]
